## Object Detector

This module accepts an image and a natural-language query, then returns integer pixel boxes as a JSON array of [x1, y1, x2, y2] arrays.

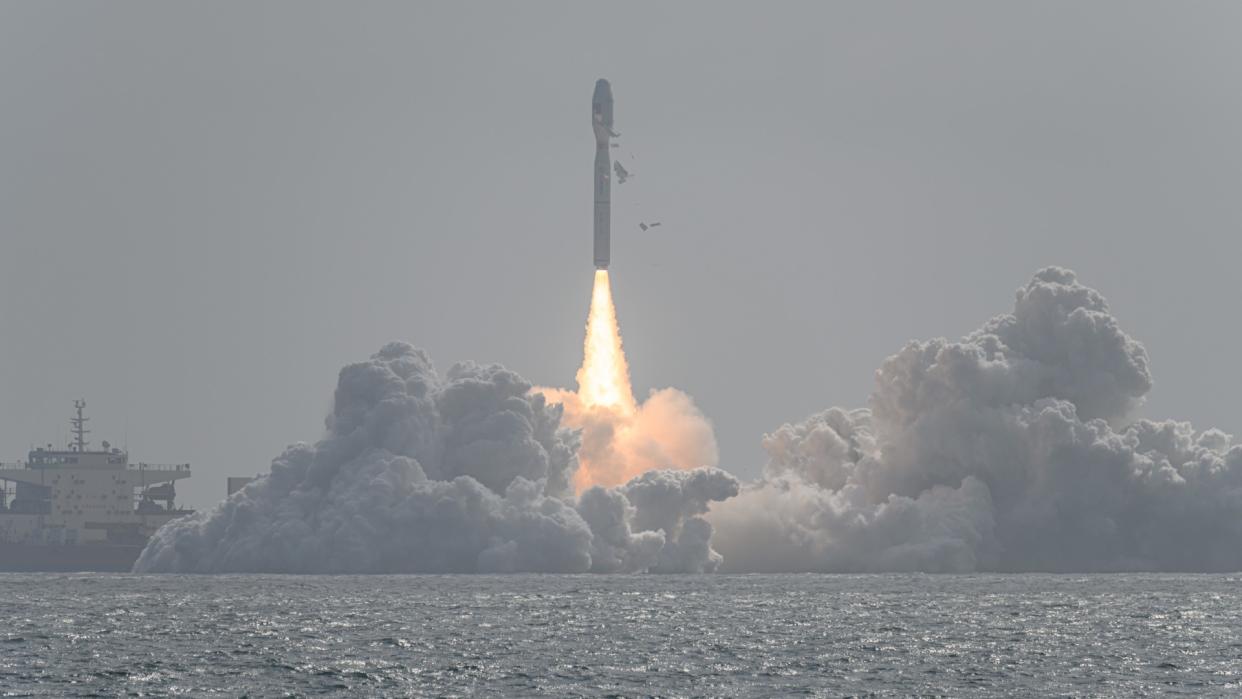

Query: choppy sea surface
[[2, 574, 1241, 697]]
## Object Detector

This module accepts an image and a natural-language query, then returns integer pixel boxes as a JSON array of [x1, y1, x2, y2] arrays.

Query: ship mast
[[71, 399, 90, 452]]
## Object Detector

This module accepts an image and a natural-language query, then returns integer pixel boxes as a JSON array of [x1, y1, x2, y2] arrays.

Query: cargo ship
[[0, 401, 192, 572]]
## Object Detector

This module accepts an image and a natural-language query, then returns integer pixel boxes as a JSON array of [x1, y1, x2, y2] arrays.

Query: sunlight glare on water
[[2, 573, 1241, 696]]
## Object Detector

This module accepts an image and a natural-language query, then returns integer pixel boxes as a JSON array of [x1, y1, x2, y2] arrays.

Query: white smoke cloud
[[138, 268, 1241, 574], [710, 268, 1242, 573], [135, 343, 736, 573]]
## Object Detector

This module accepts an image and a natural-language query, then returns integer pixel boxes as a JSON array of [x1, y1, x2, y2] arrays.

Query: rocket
[[592, 79, 614, 269]]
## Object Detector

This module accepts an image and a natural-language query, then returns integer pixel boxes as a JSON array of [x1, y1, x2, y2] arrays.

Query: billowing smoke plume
[[135, 343, 736, 573], [710, 268, 1242, 573], [137, 267, 1239, 574], [540, 270, 719, 490]]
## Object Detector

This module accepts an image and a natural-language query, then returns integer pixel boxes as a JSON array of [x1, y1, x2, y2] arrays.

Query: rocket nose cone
[[593, 79, 613, 104]]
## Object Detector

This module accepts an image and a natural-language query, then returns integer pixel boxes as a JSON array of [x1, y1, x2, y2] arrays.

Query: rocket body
[[592, 79, 614, 269]]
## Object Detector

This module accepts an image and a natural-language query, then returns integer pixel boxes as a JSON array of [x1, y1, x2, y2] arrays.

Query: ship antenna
[[71, 399, 90, 453]]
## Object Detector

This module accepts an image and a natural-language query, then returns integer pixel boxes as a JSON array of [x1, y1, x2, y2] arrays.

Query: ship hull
[[0, 542, 142, 572]]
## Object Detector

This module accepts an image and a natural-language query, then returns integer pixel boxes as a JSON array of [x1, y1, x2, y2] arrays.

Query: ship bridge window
[[30, 456, 79, 465]]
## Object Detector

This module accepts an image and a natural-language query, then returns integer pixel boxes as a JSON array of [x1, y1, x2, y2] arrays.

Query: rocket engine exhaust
[[541, 267, 717, 493], [577, 269, 635, 414]]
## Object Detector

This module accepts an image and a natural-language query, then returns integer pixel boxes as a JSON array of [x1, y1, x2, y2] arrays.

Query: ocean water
[[1, 574, 1240, 697]]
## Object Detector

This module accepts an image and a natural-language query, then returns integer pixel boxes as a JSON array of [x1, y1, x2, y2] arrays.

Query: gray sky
[[2, 1, 1239, 509]]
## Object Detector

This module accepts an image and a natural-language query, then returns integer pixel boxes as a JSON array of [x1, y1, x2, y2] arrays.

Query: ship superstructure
[[0, 401, 192, 571]]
